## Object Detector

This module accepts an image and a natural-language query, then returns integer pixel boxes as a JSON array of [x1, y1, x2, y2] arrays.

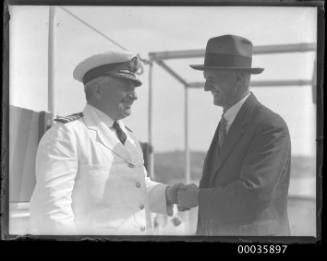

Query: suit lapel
[[200, 122, 220, 188], [208, 93, 258, 184]]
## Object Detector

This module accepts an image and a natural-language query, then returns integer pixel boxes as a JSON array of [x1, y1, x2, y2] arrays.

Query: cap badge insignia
[[128, 56, 140, 73]]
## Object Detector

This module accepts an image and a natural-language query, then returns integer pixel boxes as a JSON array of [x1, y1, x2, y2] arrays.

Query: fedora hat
[[190, 35, 264, 74], [73, 51, 142, 86]]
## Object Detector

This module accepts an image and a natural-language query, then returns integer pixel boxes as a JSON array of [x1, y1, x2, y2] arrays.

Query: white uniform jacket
[[30, 104, 171, 235]]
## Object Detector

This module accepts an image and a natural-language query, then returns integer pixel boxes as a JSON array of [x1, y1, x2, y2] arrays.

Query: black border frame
[[1, 0, 325, 256]]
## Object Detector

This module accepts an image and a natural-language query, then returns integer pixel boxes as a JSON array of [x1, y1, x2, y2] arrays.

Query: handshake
[[166, 183, 199, 211]]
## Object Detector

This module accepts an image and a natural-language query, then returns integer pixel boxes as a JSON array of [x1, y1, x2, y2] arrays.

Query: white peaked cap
[[73, 50, 142, 86]]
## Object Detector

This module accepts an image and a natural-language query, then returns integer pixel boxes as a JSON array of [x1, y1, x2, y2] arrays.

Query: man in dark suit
[[177, 35, 291, 236]]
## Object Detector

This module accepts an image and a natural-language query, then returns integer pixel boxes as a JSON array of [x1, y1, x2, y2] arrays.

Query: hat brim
[[190, 65, 264, 74], [105, 72, 142, 87]]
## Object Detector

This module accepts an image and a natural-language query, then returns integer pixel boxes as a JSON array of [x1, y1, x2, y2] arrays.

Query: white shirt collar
[[223, 92, 250, 132], [86, 103, 115, 128]]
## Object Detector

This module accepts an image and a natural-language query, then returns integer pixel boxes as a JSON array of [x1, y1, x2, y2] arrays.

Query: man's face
[[203, 70, 238, 108], [97, 76, 138, 120]]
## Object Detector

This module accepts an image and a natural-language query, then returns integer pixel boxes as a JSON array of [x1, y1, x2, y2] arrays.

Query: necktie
[[218, 115, 227, 149], [113, 121, 127, 144]]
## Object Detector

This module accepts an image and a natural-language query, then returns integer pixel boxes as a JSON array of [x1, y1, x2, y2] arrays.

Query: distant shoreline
[[153, 150, 316, 184]]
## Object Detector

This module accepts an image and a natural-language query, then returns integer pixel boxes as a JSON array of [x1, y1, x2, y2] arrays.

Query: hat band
[[204, 53, 252, 68], [83, 63, 134, 84]]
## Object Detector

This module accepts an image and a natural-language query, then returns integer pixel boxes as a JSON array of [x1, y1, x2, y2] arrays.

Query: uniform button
[[136, 182, 141, 188], [128, 163, 135, 168], [140, 226, 146, 232], [139, 204, 144, 210]]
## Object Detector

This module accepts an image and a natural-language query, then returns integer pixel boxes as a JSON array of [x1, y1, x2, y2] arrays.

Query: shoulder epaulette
[[54, 112, 84, 124], [125, 126, 133, 132]]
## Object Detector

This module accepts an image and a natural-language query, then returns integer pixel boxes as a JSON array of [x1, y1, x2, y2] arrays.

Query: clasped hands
[[166, 183, 199, 211]]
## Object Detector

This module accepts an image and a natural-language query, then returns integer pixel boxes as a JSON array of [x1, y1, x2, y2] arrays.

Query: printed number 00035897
[[237, 244, 287, 254]]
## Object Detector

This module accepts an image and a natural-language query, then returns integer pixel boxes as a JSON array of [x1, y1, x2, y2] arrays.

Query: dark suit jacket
[[197, 93, 291, 236]]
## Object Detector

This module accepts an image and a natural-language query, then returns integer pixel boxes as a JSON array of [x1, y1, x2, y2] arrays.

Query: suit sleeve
[[198, 119, 291, 223], [30, 123, 78, 235]]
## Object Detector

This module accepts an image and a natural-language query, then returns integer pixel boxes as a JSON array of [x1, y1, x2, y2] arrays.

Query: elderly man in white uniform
[[30, 51, 185, 235]]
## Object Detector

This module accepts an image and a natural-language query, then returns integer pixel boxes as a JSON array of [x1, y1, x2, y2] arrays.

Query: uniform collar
[[223, 92, 250, 131], [85, 104, 115, 128], [83, 103, 127, 131]]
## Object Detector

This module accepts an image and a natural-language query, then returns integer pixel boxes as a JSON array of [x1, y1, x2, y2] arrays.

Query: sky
[[9, 5, 317, 156]]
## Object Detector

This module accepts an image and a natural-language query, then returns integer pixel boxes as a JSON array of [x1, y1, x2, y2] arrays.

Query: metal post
[[184, 84, 191, 234], [311, 56, 317, 104], [184, 85, 190, 185], [48, 6, 56, 121], [148, 61, 154, 179]]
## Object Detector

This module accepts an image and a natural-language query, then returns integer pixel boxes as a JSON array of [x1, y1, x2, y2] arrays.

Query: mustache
[[127, 93, 137, 99], [122, 95, 136, 104]]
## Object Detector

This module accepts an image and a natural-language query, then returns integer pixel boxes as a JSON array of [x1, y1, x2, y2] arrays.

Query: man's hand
[[165, 183, 187, 205], [177, 184, 199, 211]]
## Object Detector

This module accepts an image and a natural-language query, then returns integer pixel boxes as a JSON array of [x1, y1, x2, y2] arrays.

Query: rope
[[58, 7, 149, 74], [59, 7, 127, 51]]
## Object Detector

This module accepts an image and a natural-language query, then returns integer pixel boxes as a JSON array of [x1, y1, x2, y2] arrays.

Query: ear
[[93, 83, 103, 99], [235, 72, 244, 89], [235, 72, 243, 83]]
